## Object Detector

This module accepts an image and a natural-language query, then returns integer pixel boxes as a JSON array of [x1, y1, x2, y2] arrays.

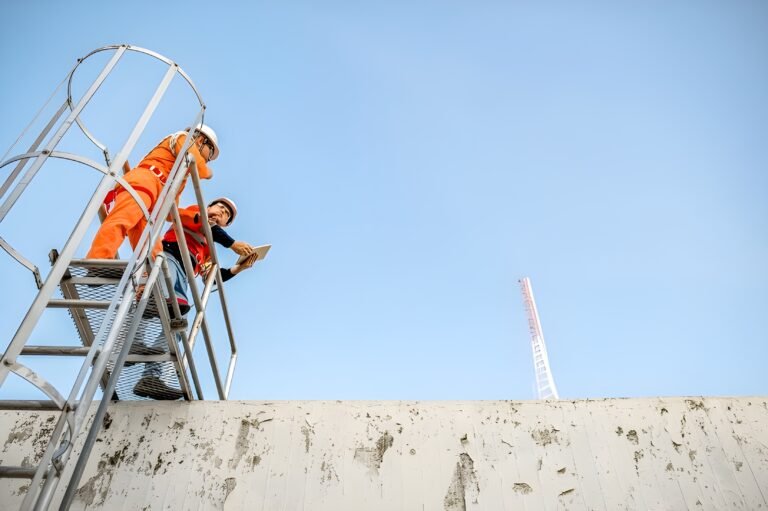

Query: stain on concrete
[[626, 430, 639, 445], [734, 461, 743, 472], [531, 428, 558, 447], [102, 412, 113, 430], [686, 400, 706, 411], [512, 482, 533, 494], [320, 460, 340, 484], [223, 477, 237, 502], [229, 417, 271, 470], [4, 417, 35, 448], [689, 450, 697, 463], [666, 463, 674, 471], [616, 426, 624, 436], [301, 424, 313, 453], [444, 453, 480, 511], [76, 442, 131, 506], [354, 432, 394, 473], [672, 440, 682, 453]]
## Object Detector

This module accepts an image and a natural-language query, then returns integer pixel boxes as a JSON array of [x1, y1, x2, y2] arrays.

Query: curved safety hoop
[[7, 361, 67, 410], [0, 151, 152, 222], [65, 44, 206, 166]]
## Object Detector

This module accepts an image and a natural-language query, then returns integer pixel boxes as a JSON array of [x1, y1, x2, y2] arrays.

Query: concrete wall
[[1, 397, 767, 510]]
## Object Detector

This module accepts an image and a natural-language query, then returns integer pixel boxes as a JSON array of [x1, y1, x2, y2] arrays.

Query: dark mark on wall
[[354, 432, 394, 474], [512, 482, 532, 494], [444, 453, 479, 511]]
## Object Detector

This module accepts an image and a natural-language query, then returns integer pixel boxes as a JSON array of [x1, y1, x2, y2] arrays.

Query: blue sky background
[[0, 1, 766, 400]]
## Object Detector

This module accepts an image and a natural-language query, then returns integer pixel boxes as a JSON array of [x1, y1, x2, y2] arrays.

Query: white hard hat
[[189, 123, 220, 161], [208, 197, 237, 225]]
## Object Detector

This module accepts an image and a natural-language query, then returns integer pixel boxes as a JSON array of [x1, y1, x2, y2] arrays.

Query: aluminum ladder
[[0, 45, 239, 510]]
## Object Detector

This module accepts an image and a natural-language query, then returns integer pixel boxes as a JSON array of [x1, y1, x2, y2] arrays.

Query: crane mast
[[519, 277, 559, 400]]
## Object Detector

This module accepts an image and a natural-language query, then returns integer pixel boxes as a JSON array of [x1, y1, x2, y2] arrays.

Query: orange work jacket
[[139, 131, 213, 196], [163, 205, 211, 275]]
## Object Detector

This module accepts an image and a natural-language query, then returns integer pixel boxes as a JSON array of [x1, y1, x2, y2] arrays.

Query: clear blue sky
[[1, 1, 766, 400]]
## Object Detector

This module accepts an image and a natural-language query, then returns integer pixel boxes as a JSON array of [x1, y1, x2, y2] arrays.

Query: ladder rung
[[0, 400, 76, 411], [21, 346, 96, 356], [0, 466, 43, 479], [68, 258, 128, 269], [65, 277, 120, 286], [48, 299, 111, 309]]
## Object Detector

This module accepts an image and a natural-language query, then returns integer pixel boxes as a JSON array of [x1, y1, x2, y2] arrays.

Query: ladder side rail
[[0, 100, 68, 200], [0, 46, 126, 224], [168, 169, 226, 398], [54, 258, 166, 511], [189, 167, 238, 398], [187, 263, 225, 398], [158, 255, 204, 399], [20, 258, 139, 511]]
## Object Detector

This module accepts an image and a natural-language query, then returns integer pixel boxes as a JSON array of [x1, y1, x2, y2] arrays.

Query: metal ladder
[[0, 45, 239, 510]]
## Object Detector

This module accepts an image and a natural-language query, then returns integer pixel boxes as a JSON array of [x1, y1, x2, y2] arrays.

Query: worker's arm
[[167, 204, 201, 224], [172, 133, 213, 179], [211, 225, 254, 255], [221, 250, 259, 280]]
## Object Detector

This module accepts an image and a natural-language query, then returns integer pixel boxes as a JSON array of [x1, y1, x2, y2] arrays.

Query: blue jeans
[[143, 254, 190, 378]]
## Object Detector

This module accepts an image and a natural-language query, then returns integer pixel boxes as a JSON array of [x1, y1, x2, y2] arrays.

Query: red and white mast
[[519, 277, 559, 400]]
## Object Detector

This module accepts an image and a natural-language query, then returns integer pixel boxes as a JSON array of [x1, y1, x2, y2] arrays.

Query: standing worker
[[86, 124, 220, 260], [133, 197, 261, 400]]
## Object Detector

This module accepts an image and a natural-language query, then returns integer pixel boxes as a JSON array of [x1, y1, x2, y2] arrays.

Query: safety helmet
[[189, 123, 220, 161], [208, 197, 237, 225]]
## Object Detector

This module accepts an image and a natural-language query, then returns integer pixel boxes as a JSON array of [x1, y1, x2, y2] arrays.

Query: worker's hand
[[230, 241, 253, 256], [231, 253, 258, 275]]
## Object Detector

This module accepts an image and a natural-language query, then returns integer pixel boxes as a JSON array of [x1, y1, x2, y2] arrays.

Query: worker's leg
[[86, 169, 161, 259], [134, 253, 188, 400]]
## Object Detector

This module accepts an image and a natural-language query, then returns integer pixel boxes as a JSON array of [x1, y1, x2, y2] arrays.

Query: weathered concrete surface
[[1, 397, 767, 510]]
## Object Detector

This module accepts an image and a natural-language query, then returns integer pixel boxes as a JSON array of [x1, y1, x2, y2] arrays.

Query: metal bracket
[[0, 236, 43, 289]]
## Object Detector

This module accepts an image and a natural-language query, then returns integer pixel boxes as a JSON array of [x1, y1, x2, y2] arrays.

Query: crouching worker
[[133, 197, 257, 400], [87, 124, 219, 260]]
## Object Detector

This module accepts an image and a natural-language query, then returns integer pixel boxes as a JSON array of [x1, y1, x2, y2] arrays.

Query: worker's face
[[196, 134, 215, 162], [207, 203, 231, 227]]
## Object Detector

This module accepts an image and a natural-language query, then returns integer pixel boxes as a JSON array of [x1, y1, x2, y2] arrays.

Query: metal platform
[[59, 261, 191, 402]]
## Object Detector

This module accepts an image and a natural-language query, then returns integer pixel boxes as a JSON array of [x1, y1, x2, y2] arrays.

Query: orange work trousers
[[86, 168, 165, 259]]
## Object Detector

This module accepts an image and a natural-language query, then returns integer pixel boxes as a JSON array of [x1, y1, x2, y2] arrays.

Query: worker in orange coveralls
[[86, 124, 220, 260]]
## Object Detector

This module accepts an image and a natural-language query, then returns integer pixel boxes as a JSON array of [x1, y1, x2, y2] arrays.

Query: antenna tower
[[519, 277, 559, 400]]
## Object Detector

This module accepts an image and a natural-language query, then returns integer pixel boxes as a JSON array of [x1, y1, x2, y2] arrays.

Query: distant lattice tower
[[519, 277, 559, 400]]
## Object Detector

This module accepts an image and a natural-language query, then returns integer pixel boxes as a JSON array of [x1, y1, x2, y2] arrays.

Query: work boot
[[133, 376, 184, 400], [124, 342, 165, 367]]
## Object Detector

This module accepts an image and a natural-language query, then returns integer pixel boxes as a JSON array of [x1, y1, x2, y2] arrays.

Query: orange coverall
[[86, 132, 213, 259]]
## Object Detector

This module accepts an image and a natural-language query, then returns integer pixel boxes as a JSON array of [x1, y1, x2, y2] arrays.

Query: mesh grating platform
[[61, 265, 189, 401]]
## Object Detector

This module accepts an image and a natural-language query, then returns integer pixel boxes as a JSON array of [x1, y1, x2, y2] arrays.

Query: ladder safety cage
[[0, 44, 239, 511]]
